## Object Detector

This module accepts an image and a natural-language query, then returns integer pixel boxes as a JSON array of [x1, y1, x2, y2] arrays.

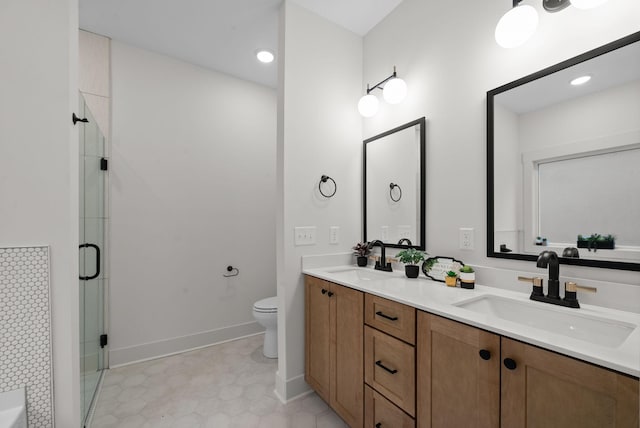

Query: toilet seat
[[253, 297, 277, 313]]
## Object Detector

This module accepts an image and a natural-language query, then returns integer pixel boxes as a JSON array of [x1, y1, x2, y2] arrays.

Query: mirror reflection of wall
[[364, 117, 425, 249], [489, 32, 640, 269]]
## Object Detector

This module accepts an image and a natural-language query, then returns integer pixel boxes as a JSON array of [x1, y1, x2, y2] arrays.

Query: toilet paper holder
[[223, 265, 239, 277]]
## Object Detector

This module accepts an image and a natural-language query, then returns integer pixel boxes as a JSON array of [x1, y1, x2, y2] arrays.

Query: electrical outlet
[[329, 226, 339, 244], [294, 226, 317, 246], [459, 227, 474, 250]]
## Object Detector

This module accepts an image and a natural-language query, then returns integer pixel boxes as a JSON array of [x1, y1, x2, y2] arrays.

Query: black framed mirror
[[487, 31, 640, 271], [364, 117, 426, 250]]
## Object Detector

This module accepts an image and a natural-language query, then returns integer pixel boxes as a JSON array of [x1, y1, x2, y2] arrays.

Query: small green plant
[[352, 242, 371, 257], [446, 270, 458, 278], [459, 265, 474, 273], [395, 248, 426, 265]]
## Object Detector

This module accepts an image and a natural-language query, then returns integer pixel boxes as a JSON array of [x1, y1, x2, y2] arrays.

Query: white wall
[[277, 1, 363, 400], [109, 42, 277, 365], [362, 0, 640, 287], [0, 0, 80, 426]]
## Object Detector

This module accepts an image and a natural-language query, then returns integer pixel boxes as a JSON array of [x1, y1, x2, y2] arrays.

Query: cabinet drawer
[[365, 294, 416, 345], [365, 385, 415, 428], [365, 326, 416, 416]]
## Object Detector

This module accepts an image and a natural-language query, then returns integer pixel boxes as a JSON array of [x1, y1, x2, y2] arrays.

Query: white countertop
[[303, 264, 640, 378]]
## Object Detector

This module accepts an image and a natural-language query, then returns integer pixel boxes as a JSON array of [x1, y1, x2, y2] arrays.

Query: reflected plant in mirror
[[487, 31, 640, 271], [363, 117, 426, 250]]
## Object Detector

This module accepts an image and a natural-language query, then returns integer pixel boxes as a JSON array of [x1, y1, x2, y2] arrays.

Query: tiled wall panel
[[0, 246, 53, 427]]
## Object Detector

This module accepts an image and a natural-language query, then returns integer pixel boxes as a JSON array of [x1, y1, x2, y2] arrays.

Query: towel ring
[[319, 175, 337, 198], [390, 183, 402, 202]]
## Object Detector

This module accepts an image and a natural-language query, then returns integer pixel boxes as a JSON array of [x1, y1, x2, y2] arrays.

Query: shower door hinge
[[100, 158, 108, 171], [100, 334, 108, 348]]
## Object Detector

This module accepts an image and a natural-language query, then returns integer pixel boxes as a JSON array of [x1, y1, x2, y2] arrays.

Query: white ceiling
[[79, 0, 403, 89]]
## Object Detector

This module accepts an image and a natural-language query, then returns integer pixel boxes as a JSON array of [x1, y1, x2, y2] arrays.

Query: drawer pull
[[327, 291, 334, 297], [375, 311, 398, 321], [479, 349, 491, 360], [321, 288, 327, 295], [376, 424, 382, 428], [375, 360, 398, 374]]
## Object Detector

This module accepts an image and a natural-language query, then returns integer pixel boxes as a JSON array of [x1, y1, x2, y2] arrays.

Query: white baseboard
[[109, 321, 264, 367], [274, 371, 311, 404]]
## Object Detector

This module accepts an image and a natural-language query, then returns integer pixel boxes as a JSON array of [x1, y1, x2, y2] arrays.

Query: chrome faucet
[[368, 240, 392, 272]]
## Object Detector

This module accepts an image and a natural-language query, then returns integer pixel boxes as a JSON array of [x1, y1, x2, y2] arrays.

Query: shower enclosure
[[78, 94, 108, 425]]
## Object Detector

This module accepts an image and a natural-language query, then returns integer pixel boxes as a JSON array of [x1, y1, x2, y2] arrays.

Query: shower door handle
[[79, 243, 100, 280]]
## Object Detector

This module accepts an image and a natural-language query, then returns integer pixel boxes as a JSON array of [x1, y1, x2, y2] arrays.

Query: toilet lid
[[254, 296, 278, 312]]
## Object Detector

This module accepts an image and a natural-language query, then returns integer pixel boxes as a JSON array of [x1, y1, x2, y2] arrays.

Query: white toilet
[[252, 296, 278, 358]]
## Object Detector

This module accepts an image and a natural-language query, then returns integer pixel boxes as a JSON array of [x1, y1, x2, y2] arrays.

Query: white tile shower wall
[[0, 247, 54, 427]]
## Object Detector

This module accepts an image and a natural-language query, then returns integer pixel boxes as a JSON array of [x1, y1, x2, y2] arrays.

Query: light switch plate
[[329, 226, 339, 244], [294, 226, 316, 246]]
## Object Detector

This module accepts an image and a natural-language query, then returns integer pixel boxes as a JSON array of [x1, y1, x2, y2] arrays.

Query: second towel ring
[[390, 183, 402, 202], [319, 175, 337, 198]]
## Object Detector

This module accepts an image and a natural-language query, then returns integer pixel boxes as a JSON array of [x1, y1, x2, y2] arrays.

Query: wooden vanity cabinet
[[501, 337, 639, 428], [417, 311, 640, 428], [417, 312, 500, 428], [305, 276, 364, 428]]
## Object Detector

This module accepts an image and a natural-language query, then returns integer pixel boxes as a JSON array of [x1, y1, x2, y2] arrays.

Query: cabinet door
[[501, 337, 639, 428], [417, 312, 500, 428], [305, 276, 331, 403], [331, 283, 364, 428]]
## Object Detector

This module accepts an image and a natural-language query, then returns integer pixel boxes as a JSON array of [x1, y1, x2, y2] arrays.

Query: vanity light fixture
[[256, 49, 274, 63], [495, 0, 609, 48], [570, 75, 591, 85], [358, 67, 407, 117]]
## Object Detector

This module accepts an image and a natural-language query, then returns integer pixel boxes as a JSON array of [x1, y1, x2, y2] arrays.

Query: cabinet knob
[[375, 424, 382, 428], [327, 291, 334, 297], [503, 357, 517, 370], [479, 349, 491, 360], [321, 288, 327, 295]]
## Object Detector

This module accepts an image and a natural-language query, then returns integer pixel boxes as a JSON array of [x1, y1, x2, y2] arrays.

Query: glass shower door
[[78, 94, 107, 424]]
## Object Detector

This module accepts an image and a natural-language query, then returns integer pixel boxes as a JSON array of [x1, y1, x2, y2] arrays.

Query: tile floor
[[90, 334, 348, 427]]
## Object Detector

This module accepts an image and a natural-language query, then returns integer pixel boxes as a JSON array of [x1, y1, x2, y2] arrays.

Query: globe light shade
[[382, 78, 408, 104], [571, 0, 608, 9], [495, 5, 539, 49], [358, 94, 379, 117]]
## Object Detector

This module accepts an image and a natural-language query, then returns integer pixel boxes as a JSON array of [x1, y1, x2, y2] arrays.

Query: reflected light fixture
[[256, 49, 274, 63], [495, 0, 609, 48], [358, 67, 407, 117], [570, 75, 591, 85]]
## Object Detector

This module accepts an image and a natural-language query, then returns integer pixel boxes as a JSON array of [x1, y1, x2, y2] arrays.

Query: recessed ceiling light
[[570, 75, 592, 86], [256, 50, 274, 64]]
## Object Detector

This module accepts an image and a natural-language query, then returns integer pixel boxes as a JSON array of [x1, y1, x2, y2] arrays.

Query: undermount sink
[[325, 268, 393, 282], [454, 295, 636, 348]]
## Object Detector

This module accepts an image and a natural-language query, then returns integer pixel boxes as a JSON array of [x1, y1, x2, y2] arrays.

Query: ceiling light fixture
[[495, 0, 609, 48], [358, 67, 407, 117], [570, 75, 591, 85], [256, 50, 274, 63]]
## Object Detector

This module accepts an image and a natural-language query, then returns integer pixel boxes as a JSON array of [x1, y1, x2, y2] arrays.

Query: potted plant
[[352, 242, 371, 267], [395, 248, 427, 278], [445, 270, 458, 287], [459, 265, 475, 289], [577, 234, 615, 252]]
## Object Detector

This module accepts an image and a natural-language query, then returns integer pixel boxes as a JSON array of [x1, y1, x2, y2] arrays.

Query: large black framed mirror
[[487, 31, 640, 271], [364, 117, 426, 250]]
